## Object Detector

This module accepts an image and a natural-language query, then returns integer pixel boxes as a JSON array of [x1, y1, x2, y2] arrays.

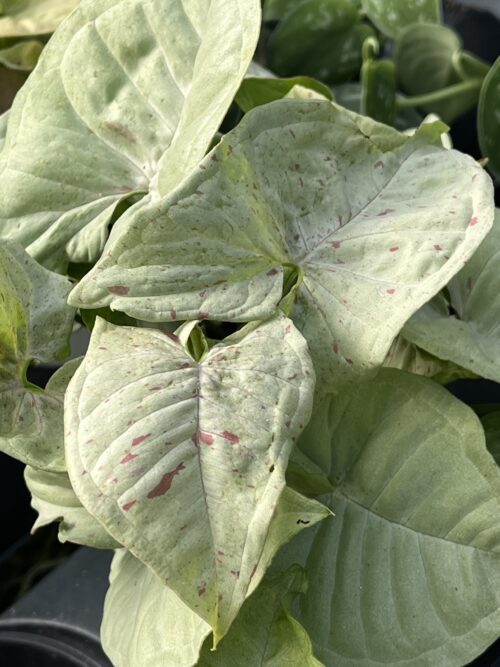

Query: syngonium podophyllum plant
[[2, 0, 500, 665]]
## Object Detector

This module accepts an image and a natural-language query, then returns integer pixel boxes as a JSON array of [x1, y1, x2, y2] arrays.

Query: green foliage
[[1, 0, 500, 665]]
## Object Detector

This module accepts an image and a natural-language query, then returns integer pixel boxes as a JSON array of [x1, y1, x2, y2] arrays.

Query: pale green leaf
[[198, 566, 323, 666], [282, 369, 500, 666], [101, 488, 329, 667], [478, 58, 500, 178], [25, 465, 120, 549], [102, 550, 211, 667], [0, 39, 43, 70], [0, 0, 79, 37], [403, 209, 500, 383], [70, 100, 494, 388], [65, 315, 315, 641], [383, 334, 476, 384], [362, 0, 441, 39], [0, 242, 74, 469], [0, 0, 261, 267]]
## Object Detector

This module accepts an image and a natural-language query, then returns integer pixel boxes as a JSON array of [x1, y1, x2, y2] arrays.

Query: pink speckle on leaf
[[331, 240, 341, 249], [386, 288, 395, 295], [121, 452, 138, 464], [335, 259, 345, 265], [122, 500, 137, 512], [147, 462, 186, 498], [150, 386, 162, 392], [377, 208, 395, 217], [132, 434, 151, 447], [180, 362, 190, 369], [198, 311, 209, 320], [285, 324, 292, 335], [434, 244, 442, 252], [472, 174, 478, 182], [199, 432, 214, 446], [107, 285, 129, 295], [267, 268, 279, 276], [170, 309, 177, 319], [389, 246, 399, 252], [469, 217, 479, 226], [374, 160, 384, 169], [221, 431, 239, 444], [345, 358, 353, 365], [332, 343, 339, 354], [197, 584, 206, 597]]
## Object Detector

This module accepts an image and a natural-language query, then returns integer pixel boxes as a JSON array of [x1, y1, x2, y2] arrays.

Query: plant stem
[[396, 79, 482, 108]]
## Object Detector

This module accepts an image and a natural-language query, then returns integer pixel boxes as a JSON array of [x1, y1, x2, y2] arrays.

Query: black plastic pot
[[0, 547, 113, 667]]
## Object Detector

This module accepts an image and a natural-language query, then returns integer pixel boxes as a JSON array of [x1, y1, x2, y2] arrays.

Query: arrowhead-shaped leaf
[[404, 209, 500, 382], [0, 241, 74, 469], [101, 488, 329, 666], [70, 100, 494, 387], [65, 316, 315, 640], [0, 0, 261, 267], [25, 465, 119, 549], [0, 0, 79, 37], [278, 369, 500, 666]]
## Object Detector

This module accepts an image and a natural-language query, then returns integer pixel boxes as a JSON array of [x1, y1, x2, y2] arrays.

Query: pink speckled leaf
[[64, 315, 315, 641], [70, 100, 494, 388]]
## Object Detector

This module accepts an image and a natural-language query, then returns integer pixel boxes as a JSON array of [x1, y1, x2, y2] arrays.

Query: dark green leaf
[[478, 58, 500, 178]]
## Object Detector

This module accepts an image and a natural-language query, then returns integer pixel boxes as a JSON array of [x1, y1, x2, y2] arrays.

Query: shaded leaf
[[65, 316, 315, 641], [198, 566, 323, 666], [478, 58, 500, 178], [362, 0, 441, 39], [383, 334, 476, 384], [281, 369, 500, 666], [0, 39, 43, 70], [482, 412, 500, 466], [360, 58, 396, 125], [0, 0, 79, 37], [268, 0, 360, 77], [404, 209, 500, 383], [71, 100, 494, 388], [396, 23, 480, 123], [0, 241, 74, 469], [25, 465, 120, 549], [236, 76, 332, 113], [0, 0, 261, 267]]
